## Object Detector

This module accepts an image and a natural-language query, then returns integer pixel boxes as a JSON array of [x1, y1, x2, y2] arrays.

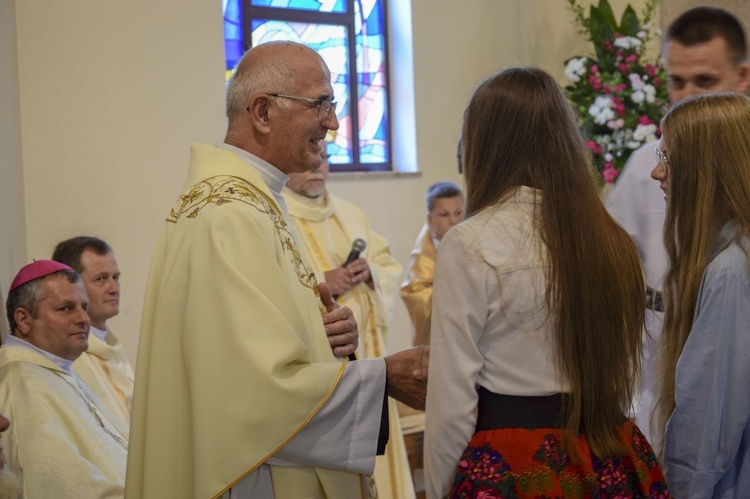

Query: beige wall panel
[[662, 0, 750, 33], [0, 0, 26, 329]]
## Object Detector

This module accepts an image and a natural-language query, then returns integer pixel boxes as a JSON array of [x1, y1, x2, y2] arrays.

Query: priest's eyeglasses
[[655, 146, 669, 177], [268, 93, 338, 120]]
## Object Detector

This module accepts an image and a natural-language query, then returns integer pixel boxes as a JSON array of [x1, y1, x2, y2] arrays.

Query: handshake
[[384, 345, 429, 411]]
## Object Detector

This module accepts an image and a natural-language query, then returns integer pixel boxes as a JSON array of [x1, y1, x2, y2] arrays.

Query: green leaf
[[596, 0, 619, 31], [589, 7, 614, 59], [620, 5, 640, 36]]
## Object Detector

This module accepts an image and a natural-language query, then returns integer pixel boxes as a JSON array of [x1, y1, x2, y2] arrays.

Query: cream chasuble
[[400, 223, 438, 347], [72, 328, 134, 438], [0, 345, 127, 497], [282, 188, 413, 499], [126, 144, 385, 499]]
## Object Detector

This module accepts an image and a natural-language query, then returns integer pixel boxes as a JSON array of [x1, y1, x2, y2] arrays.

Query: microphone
[[342, 238, 367, 268], [333, 239, 367, 301]]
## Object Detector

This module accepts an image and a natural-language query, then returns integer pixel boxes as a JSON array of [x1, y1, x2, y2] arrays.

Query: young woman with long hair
[[652, 92, 750, 497], [423, 67, 669, 498]]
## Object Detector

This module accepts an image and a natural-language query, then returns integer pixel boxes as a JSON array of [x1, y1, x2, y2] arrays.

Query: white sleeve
[[424, 227, 489, 498], [269, 358, 386, 474]]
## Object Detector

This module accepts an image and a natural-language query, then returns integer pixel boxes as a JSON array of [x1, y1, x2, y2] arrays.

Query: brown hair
[[52, 236, 112, 274], [461, 67, 645, 458], [667, 7, 747, 66], [656, 93, 750, 443]]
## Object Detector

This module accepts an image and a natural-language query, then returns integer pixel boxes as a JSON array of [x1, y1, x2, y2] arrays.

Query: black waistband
[[476, 387, 570, 430], [476, 387, 627, 431]]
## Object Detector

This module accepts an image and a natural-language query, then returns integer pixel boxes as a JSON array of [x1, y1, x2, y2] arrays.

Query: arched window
[[223, 0, 392, 172]]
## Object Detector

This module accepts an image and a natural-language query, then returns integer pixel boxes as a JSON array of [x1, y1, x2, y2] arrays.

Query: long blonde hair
[[461, 67, 645, 458], [656, 93, 750, 440]]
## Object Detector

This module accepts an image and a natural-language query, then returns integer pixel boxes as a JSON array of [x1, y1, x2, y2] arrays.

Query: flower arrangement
[[564, 0, 669, 183]]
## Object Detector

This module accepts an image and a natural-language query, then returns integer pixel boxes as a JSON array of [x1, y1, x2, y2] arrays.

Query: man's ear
[[736, 63, 750, 93], [13, 308, 32, 337], [247, 95, 272, 133]]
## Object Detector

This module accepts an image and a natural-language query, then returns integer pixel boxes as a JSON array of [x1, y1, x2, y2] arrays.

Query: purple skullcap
[[9, 260, 75, 293]]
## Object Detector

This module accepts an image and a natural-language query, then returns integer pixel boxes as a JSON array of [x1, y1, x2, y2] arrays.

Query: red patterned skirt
[[449, 389, 670, 498]]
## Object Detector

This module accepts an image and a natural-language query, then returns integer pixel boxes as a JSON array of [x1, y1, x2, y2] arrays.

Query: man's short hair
[[225, 42, 300, 120], [426, 181, 463, 212], [667, 7, 747, 65], [52, 236, 112, 274], [6, 270, 80, 334]]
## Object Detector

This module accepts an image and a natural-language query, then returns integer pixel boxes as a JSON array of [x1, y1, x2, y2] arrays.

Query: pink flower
[[603, 163, 619, 183], [587, 140, 602, 154], [612, 83, 627, 92], [476, 489, 502, 499], [625, 54, 638, 63], [611, 97, 626, 116], [644, 64, 656, 77], [653, 77, 661, 87], [589, 75, 602, 91], [618, 63, 629, 73], [604, 41, 613, 51], [590, 64, 599, 73], [639, 115, 653, 125]]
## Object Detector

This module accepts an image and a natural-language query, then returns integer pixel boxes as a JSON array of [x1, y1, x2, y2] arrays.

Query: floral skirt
[[449, 390, 670, 498]]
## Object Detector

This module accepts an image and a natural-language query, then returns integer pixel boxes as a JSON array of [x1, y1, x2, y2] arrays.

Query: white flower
[[607, 118, 625, 130], [589, 96, 615, 125], [627, 140, 642, 149], [613, 36, 642, 49], [631, 90, 645, 104], [637, 31, 647, 39], [564, 57, 588, 83], [604, 153, 614, 161], [633, 123, 658, 143], [643, 84, 657, 103], [629, 73, 644, 89]]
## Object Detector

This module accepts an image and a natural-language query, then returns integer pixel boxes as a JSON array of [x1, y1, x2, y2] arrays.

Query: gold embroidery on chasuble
[[166, 175, 320, 293]]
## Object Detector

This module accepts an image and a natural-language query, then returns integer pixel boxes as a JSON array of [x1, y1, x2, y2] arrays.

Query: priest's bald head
[[6, 260, 90, 361], [223, 41, 340, 175]]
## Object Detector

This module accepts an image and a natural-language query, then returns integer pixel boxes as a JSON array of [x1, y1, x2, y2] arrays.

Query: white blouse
[[424, 186, 567, 498]]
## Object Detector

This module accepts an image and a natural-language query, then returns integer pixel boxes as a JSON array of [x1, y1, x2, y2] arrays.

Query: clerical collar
[[217, 143, 291, 216], [217, 143, 288, 193], [3, 335, 75, 373], [90, 325, 108, 342]]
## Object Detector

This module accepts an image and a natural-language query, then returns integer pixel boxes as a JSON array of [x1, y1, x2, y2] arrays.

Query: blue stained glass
[[223, 0, 244, 74], [250, 0, 346, 13], [356, 0, 389, 163]]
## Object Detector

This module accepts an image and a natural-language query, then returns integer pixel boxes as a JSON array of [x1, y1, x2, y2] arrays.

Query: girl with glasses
[[652, 92, 750, 498]]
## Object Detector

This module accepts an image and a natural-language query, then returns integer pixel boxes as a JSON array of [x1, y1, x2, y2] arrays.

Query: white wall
[[0, 0, 26, 324], [3, 0, 651, 361]]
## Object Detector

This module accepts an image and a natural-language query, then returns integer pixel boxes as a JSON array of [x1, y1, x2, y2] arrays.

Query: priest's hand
[[319, 282, 359, 357], [323, 267, 356, 297], [384, 345, 429, 410], [324, 257, 372, 296], [345, 258, 373, 289]]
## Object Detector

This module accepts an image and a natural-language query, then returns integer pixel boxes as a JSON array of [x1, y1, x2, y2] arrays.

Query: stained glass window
[[222, 0, 391, 171]]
